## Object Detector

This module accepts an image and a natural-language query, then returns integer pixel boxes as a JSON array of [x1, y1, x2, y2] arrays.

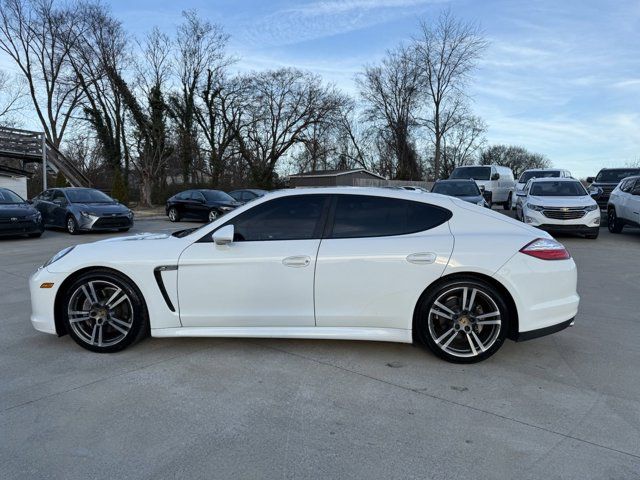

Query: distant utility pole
[[42, 133, 47, 190]]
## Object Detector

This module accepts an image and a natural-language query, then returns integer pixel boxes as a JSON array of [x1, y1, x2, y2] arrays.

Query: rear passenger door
[[314, 195, 454, 330]]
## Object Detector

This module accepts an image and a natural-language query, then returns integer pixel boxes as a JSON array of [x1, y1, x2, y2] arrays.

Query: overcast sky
[[2, 0, 639, 178]]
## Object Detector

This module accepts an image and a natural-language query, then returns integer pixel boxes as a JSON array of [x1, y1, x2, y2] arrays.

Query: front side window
[[224, 195, 329, 242], [53, 190, 67, 202], [330, 195, 452, 239], [191, 191, 206, 202], [202, 190, 235, 202]]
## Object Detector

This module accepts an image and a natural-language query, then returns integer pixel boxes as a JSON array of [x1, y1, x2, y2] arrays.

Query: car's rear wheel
[[62, 270, 148, 353], [66, 215, 79, 235], [607, 208, 624, 233], [168, 207, 180, 222], [504, 193, 512, 210], [416, 277, 509, 363]]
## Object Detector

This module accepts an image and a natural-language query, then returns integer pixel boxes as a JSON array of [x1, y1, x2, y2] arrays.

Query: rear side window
[[226, 195, 329, 242], [330, 195, 451, 239]]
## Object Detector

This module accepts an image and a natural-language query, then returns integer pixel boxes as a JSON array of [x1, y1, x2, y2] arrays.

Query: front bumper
[[78, 214, 133, 231], [523, 208, 600, 231], [29, 267, 67, 335], [0, 219, 44, 236]]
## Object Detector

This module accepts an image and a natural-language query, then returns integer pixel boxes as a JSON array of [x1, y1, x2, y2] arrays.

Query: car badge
[[10, 217, 17, 222]]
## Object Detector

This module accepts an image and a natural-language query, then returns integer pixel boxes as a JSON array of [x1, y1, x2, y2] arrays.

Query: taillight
[[520, 238, 570, 260]]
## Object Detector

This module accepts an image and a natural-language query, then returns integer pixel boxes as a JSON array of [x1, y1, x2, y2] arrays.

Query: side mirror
[[586, 177, 594, 184], [491, 173, 500, 180], [213, 224, 234, 246], [478, 184, 485, 192]]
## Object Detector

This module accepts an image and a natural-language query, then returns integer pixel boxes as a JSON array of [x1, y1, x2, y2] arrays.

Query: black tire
[[66, 215, 80, 235], [607, 208, 624, 233], [62, 269, 148, 353], [415, 277, 509, 363], [118, 228, 130, 232], [168, 207, 180, 222], [585, 228, 599, 239], [503, 193, 512, 210]]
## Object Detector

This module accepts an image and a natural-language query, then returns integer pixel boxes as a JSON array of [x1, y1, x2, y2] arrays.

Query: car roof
[[435, 179, 476, 182]]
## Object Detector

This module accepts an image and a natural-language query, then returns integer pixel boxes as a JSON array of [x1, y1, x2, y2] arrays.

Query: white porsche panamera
[[29, 188, 579, 363]]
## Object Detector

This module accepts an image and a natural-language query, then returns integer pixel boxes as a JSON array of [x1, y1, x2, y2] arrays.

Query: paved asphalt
[[1, 214, 639, 479]]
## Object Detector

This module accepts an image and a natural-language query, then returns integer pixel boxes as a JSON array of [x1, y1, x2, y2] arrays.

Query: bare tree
[[0, 0, 82, 146], [358, 46, 422, 180], [168, 10, 230, 183], [439, 114, 486, 178], [413, 10, 487, 179], [0, 69, 25, 124], [228, 68, 341, 188], [105, 28, 172, 206], [479, 144, 550, 179]]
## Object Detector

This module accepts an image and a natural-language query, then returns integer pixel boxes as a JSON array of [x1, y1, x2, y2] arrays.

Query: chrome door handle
[[406, 252, 437, 265], [283, 255, 311, 268]]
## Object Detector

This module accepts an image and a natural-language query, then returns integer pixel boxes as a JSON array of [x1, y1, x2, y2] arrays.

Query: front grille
[[0, 216, 26, 224], [93, 216, 131, 229], [0, 219, 37, 232], [542, 208, 586, 220], [600, 185, 616, 195]]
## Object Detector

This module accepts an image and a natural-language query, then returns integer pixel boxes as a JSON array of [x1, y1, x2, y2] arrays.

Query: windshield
[[595, 169, 640, 183], [519, 170, 560, 183], [0, 189, 25, 204], [432, 181, 480, 197], [450, 166, 491, 181], [529, 181, 587, 197], [66, 189, 114, 203], [202, 190, 235, 202]]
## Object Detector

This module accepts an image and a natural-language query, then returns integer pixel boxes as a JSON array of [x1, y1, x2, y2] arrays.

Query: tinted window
[[53, 190, 67, 202], [66, 189, 112, 203], [225, 195, 328, 241], [529, 181, 587, 197], [620, 179, 633, 193], [176, 191, 191, 200], [330, 195, 451, 239], [595, 169, 640, 183], [432, 181, 480, 196], [450, 166, 491, 181], [191, 191, 206, 202], [519, 170, 560, 183], [228, 191, 242, 201], [0, 188, 24, 204], [39, 190, 53, 201], [202, 190, 235, 202]]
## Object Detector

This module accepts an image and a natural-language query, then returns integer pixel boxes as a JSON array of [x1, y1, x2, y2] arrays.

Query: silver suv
[[607, 176, 640, 233]]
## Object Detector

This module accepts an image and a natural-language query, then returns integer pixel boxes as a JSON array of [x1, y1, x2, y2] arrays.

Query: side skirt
[[151, 326, 413, 344]]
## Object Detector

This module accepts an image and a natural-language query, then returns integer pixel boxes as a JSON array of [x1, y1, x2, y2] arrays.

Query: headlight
[[219, 206, 234, 211], [28, 211, 42, 221], [526, 203, 544, 212], [585, 204, 598, 211], [43, 246, 75, 267], [126, 210, 134, 218], [80, 211, 96, 218]]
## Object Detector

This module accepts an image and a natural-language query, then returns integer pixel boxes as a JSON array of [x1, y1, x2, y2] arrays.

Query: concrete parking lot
[[1, 216, 639, 479]]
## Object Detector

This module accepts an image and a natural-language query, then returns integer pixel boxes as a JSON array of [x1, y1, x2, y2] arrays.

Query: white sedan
[[30, 188, 579, 363], [515, 178, 601, 239]]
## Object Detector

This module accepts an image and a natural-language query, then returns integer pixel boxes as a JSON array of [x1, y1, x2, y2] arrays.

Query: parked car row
[[165, 188, 267, 223]]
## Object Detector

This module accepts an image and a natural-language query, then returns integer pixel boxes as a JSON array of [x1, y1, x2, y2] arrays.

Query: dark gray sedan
[[430, 179, 489, 207], [32, 187, 133, 234]]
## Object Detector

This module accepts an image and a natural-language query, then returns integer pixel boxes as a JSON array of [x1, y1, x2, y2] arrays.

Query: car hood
[[0, 203, 38, 217], [526, 195, 595, 207], [96, 232, 171, 243], [72, 202, 130, 214]]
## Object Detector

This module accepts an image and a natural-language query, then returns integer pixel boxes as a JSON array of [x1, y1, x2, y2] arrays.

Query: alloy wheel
[[427, 286, 502, 359], [67, 217, 76, 234], [67, 280, 134, 347], [168, 208, 177, 222], [208, 210, 218, 222]]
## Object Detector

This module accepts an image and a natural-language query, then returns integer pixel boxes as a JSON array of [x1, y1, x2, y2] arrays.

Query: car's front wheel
[[66, 215, 79, 235], [208, 209, 219, 222], [62, 270, 148, 353], [416, 277, 509, 363], [504, 193, 512, 210], [607, 208, 624, 233]]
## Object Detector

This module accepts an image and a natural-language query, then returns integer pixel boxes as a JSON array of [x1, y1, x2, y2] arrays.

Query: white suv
[[607, 176, 640, 233], [515, 178, 601, 239]]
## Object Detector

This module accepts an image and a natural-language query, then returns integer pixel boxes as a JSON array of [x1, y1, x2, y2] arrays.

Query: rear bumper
[[494, 252, 579, 337], [516, 318, 574, 341]]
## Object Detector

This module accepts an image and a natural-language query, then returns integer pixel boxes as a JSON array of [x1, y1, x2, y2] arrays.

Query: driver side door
[[177, 194, 330, 327]]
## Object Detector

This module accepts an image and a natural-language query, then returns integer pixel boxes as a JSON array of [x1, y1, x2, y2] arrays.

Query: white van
[[449, 165, 516, 209]]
